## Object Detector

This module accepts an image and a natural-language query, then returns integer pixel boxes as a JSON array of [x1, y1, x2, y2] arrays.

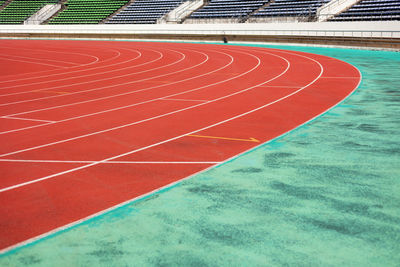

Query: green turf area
[[1, 43, 399, 266]]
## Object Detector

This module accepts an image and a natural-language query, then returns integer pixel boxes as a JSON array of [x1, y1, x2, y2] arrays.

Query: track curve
[[0, 40, 361, 253]]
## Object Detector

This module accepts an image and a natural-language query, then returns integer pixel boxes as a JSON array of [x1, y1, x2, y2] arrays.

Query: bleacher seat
[[252, 0, 331, 19], [49, 0, 128, 24], [330, 0, 400, 21], [107, 0, 187, 24], [190, 0, 270, 19], [0, 0, 58, 24]]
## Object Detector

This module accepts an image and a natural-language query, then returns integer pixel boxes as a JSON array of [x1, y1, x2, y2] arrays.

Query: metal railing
[[2, 12, 399, 25], [1, 25, 398, 39], [318, 13, 400, 22]]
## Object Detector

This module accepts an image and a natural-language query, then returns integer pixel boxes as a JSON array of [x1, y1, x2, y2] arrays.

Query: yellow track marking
[[188, 134, 260, 143]]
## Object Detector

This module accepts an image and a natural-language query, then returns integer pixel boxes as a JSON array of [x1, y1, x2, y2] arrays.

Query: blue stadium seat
[[107, 0, 187, 24], [330, 0, 400, 21], [189, 0, 270, 19]]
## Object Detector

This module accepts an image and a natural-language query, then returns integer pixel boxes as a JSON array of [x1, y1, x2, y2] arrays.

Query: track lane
[[0, 48, 233, 123], [0, 40, 113, 81], [0, 48, 183, 105], [0, 48, 286, 156], [0, 48, 143, 95], [0, 41, 361, 253]]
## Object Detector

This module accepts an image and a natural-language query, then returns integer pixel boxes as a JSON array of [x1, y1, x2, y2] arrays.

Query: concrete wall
[[1, 21, 399, 48], [1, 21, 399, 37]]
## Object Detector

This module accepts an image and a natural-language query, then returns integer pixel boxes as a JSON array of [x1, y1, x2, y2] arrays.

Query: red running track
[[0, 40, 361, 252]]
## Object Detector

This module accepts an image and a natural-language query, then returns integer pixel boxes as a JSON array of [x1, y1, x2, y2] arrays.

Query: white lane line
[[0, 49, 184, 105], [0, 49, 215, 135], [0, 159, 220, 164], [2, 49, 212, 118], [0, 54, 80, 67], [0, 116, 55, 123], [321, 76, 360, 79], [0, 56, 66, 68], [0, 49, 160, 98], [159, 98, 208, 102], [0, 47, 144, 94], [0, 49, 261, 156], [258, 85, 302, 88], [0, 49, 363, 257], [0, 50, 238, 135], [0, 162, 220, 255], [0, 122, 53, 135], [0, 45, 103, 83], [0, 48, 292, 191]]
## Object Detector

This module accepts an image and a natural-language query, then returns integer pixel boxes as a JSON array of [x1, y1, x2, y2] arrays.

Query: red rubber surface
[[0, 40, 361, 251]]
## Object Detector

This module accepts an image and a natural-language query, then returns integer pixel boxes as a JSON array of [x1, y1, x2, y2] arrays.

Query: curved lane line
[[0, 48, 288, 188], [0, 46, 362, 255], [0, 56, 67, 69], [0, 54, 81, 67], [0, 49, 232, 134], [1, 48, 221, 119], [0, 48, 142, 92], [0, 49, 186, 105], [0, 44, 104, 82], [0, 47, 146, 94], [0, 49, 262, 156]]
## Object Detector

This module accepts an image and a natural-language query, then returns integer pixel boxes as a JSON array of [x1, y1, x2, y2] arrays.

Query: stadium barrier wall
[[0, 21, 399, 49]]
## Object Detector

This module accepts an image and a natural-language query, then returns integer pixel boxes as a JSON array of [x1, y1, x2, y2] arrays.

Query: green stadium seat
[[48, 0, 129, 24], [0, 0, 59, 24]]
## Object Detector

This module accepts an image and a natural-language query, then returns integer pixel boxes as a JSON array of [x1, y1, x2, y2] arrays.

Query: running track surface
[[0, 40, 361, 253]]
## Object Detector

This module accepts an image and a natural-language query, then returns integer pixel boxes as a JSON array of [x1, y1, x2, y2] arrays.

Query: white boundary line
[[0, 159, 221, 164], [0, 46, 363, 256]]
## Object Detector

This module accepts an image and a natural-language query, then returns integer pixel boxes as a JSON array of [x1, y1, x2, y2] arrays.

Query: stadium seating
[[0, 0, 58, 24], [1, 0, 399, 24], [252, 0, 330, 19], [189, 0, 270, 19], [107, 0, 187, 24], [329, 0, 400, 21], [49, 0, 128, 24]]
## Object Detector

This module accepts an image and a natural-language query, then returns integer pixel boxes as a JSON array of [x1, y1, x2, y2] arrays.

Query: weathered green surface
[[1, 44, 399, 266]]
